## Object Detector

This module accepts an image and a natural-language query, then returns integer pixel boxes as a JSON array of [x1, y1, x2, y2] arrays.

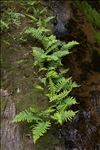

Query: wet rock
[[1, 99, 23, 150], [47, 0, 72, 38]]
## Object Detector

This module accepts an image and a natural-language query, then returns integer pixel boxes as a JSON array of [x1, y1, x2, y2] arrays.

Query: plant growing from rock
[[1, 9, 22, 32], [13, 0, 79, 143]]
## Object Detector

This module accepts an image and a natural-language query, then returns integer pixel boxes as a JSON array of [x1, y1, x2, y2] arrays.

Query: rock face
[[47, 0, 100, 149], [47, 0, 72, 38], [60, 79, 100, 150], [1, 97, 23, 150], [1, 0, 100, 150]]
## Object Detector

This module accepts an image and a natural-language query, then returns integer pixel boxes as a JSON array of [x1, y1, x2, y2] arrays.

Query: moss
[[35, 128, 59, 150], [76, 0, 100, 44], [76, 0, 100, 28], [80, 1, 100, 29], [15, 87, 48, 113], [95, 31, 100, 43], [0, 97, 7, 113]]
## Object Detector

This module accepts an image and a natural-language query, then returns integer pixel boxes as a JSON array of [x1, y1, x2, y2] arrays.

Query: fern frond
[[61, 41, 79, 51], [32, 47, 44, 54], [47, 60, 62, 70], [26, 14, 37, 22], [52, 110, 76, 124], [32, 121, 51, 143], [48, 78, 56, 96], [57, 97, 77, 111], [40, 107, 55, 117], [32, 47, 47, 65], [50, 90, 71, 102], [39, 8, 47, 15], [25, 27, 50, 41], [55, 77, 71, 93], [27, 1, 40, 6], [39, 67, 47, 71], [59, 68, 69, 76], [46, 70, 58, 78], [51, 49, 70, 58], [48, 67, 56, 71], [44, 35, 61, 53], [0, 20, 9, 30], [43, 35, 58, 49], [65, 80, 79, 91], [35, 85, 44, 90], [13, 110, 41, 123], [45, 16, 55, 24], [45, 42, 60, 54], [47, 55, 59, 61], [81, 1, 100, 28], [39, 77, 47, 85]]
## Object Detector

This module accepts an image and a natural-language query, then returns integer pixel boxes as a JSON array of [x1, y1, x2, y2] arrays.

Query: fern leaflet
[[57, 97, 77, 111], [13, 110, 41, 123], [51, 49, 70, 58], [52, 110, 77, 124], [55, 77, 71, 93], [48, 78, 56, 96], [50, 90, 71, 102], [61, 41, 79, 51], [32, 121, 51, 143]]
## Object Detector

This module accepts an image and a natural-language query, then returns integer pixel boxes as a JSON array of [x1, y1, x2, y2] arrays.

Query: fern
[[55, 77, 71, 93], [65, 80, 78, 91], [61, 41, 79, 51], [52, 110, 76, 125], [32, 47, 46, 66], [77, 1, 100, 43], [57, 97, 77, 111], [59, 68, 69, 76], [32, 121, 51, 143], [0, 20, 9, 31], [80, 1, 100, 28], [13, 110, 41, 123], [48, 78, 56, 97], [45, 16, 55, 24], [46, 42, 60, 54], [46, 70, 58, 78], [26, 14, 37, 22], [40, 107, 55, 117], [25, 27, 50, 41], [50, 89, 71, 102], [1, 9, 22, 32], [43, 35, 60, 52], [51, 49, 70, 59], [14, 0, 79, 143]]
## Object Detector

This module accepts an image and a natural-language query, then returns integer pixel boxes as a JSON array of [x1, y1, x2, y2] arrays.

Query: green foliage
[[14, 29, 79, 142], [1, 9, 23, 32], [24, 27, 78, 69], [13, 0, 79, 143], [25, 0, 54, 29], [0, 20, 9, 31], [57, 97, 77, 111], [13, 109, 41, 123], [55, 77, 71, 93], [95, 31, 100, 43], [76, 0, 100, 43], [32, 121, 51, 143], [52, 110, 77, 125], [80, 1, 100, 29]]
